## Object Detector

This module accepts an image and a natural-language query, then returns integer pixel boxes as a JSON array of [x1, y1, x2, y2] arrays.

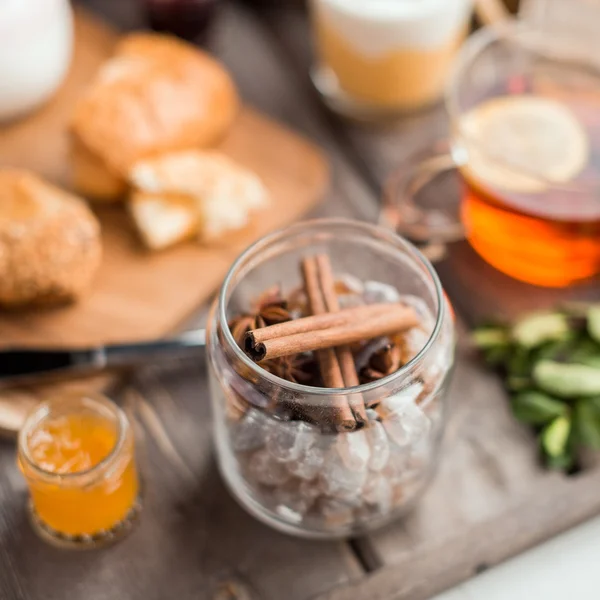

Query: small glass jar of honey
[[18, 393, 141, 548]]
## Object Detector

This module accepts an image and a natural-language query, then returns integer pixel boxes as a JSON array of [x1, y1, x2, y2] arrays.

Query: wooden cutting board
[[0, 8, 328, 349]]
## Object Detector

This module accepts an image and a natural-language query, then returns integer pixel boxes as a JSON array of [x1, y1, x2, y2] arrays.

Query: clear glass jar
[[18, 393, 141, 549], [207, 219, 455, 539]]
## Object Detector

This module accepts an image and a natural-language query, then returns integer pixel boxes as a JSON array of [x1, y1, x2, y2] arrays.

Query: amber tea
[[454, 71, 600, 287], [383, 25, 600, 288]]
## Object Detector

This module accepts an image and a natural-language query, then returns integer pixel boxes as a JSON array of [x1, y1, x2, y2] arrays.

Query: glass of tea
[[382, 22, 600, 287]]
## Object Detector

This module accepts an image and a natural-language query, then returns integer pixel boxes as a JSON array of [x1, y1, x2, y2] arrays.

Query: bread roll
[[71, 33, 239, 202], [0, 169, 102, 307]]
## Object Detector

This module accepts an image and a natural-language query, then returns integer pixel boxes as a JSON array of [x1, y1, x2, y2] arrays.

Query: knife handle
[[0, 329, 206, 385]]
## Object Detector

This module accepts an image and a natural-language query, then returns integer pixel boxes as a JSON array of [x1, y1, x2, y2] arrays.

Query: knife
[[0, 329, 207, 386]]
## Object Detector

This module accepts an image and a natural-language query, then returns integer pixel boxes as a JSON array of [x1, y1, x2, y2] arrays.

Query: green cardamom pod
[[533, 361, 600, 398], [542, 415, 571, 458], [587, 305, 600, 344], [472, 327, 510, 349], [512, 312, 571, 349]]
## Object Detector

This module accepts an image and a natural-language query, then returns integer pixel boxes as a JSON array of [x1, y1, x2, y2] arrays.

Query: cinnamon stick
[[247, 305, 418, 362], [302, 256, 355, 431], [315, 254, 367, 426], [245, 303, 396, 349]]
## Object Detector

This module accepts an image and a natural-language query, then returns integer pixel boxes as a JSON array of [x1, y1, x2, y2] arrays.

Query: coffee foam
[[314, 0, 473, 55]]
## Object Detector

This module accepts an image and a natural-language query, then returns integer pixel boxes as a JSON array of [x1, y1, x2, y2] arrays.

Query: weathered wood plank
[[314, 461, 600, 600]]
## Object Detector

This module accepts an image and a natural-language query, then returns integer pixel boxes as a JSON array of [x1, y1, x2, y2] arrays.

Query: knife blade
[[0, 329, 207, 386]]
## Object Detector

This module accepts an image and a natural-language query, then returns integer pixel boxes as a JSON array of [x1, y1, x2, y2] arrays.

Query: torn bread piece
[[129, 192, 198, 250], [128, 150, 270, 250]]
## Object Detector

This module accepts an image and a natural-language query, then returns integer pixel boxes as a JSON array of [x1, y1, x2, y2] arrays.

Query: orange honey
[[18, 395, 139, 541]]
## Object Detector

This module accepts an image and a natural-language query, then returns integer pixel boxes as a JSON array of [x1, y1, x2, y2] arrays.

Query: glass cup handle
[[380, 141, 466, 263]]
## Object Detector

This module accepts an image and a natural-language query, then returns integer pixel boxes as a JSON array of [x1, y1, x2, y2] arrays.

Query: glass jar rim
[[445, 20, 600, 193], [217, 218, 446, 396], [18, 392, 129, 482]]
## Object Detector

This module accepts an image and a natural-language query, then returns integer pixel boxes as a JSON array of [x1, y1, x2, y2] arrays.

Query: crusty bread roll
[[71, 137, 127, 201], [128, 150, 270, 250], [0, 169, 102, 307], [70, 33, 239, 203]]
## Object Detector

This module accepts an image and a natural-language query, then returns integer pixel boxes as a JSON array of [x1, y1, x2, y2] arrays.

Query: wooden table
[[2, 2, 600, 599]]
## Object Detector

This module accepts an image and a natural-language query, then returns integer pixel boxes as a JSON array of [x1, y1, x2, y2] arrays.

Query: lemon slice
[[459, 96, 589, 193]]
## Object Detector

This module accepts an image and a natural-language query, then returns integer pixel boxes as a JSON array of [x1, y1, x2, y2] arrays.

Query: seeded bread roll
[[70, 33, 239, 202], [0, 169, 102, 307]]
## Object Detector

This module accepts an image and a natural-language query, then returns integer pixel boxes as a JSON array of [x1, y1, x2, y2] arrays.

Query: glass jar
[[207, 219, 455, 539], [18, 393, 141, 549]]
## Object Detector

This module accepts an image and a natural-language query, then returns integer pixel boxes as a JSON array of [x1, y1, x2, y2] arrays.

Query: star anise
[[272, 354, 320, 386], [228, 287, 326, 388], [228, 286, 292, 348], [360, 343, 403, 383], [252, 285, 290, 322]]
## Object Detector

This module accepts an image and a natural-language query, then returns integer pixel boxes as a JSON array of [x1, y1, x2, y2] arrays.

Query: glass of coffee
[[382, 22, 600, 287], [309, 0, 474, 119]]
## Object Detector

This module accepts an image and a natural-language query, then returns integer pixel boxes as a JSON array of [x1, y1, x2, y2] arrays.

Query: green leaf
[[569, 337, 600, 366], [587, 396, 600, 413], [507, 375, 532, 391], [511, 392, 568, 425], [535, 340, 573, 362], [512, 312, 571, 349], [481, 347, 509, 368], [507, 347, 532, 377], [472, 327, 510, 349], [541, 415, 571, 458], [573, 400, 600, 450], [533, 360, 600, 398], [577, 355, 600, 369], [544, 451, 575, 471], [587, 305, 600, 344]]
